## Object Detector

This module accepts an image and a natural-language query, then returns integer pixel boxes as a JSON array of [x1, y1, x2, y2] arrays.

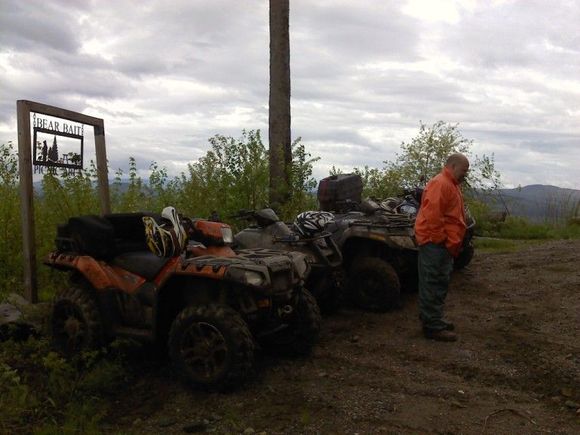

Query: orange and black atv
[[44, 208, 320, 391]]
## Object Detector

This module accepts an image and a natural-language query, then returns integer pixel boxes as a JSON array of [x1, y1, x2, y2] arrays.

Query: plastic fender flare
[[45, 253, 146, 293]]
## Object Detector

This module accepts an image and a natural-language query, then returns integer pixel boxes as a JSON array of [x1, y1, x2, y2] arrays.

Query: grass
[[474, 237, 546, 254], [474, 215, 580, 254], [477, 216, 580, 240]]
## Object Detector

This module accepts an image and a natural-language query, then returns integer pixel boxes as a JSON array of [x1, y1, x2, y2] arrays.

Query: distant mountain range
[[474, 185, 580, 222], [32, 180, 579, 223]]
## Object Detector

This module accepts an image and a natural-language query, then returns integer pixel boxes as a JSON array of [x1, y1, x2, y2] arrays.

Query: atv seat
[[112, 251, 170, 281], [56, 215, 116, 259], [56, 212, 161, 260], [105, 212, 159, 254]]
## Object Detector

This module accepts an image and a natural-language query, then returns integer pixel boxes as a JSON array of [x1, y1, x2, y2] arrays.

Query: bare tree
[[269, 0, 291, 206]]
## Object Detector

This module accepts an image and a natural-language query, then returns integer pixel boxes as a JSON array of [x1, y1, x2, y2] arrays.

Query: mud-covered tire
[[262, 289, 321, 356], [51, 286, 103, 355], [454, 244, 474, 270], [168, 304, 255, 391], [309, 271, 345, 315], [348, 257, 401, 312]]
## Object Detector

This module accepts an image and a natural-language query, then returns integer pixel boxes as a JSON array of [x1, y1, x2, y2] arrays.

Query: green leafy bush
[[0, 337, 129, 434]]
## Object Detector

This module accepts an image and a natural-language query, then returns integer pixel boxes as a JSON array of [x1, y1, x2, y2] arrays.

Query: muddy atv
[[326, 206, 417, 311], [382, 187, 476, 270], [44, 210, 320, 391], [233, 208, 344, 313], [318, 174, 417, 311]]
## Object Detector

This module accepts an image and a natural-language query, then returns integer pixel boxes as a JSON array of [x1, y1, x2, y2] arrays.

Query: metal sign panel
[[32, 114, 84, 174]]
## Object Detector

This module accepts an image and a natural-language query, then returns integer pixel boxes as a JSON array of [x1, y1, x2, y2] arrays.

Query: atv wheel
[[309, 270, 345, 315], [348, 257, 401, 311], [51, 286, 103, 355], [168, 304, 254, 391], [454, 244, 474, 270], [261, 289, 321, 356]]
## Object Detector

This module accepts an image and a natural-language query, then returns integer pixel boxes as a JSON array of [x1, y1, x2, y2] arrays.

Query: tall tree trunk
[[269, 0, 291, 206]]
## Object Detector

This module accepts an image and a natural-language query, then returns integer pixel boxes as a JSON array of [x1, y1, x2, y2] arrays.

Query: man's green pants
[[418, 242, 453, 331]]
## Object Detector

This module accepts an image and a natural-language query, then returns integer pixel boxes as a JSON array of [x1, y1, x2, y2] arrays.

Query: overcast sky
[[1, 0, 579, 189]]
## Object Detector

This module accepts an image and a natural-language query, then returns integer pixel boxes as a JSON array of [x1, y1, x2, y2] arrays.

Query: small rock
[[132, 418, 142, 426], [6, 293, 29, 307], [243, 428, 255, 434], [564, 400, 580, 409], [561, 387, 573, 398], [450, 399, 466, 409], [318, 371, 328, 378], [349, 335, 360, 343], [0, 304, 21, 323]]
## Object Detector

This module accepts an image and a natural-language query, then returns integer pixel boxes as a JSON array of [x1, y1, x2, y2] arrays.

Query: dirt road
[[106, 239, 580, 434]]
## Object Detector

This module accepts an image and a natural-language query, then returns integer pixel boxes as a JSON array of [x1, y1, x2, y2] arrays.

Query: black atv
[[233, 208, 344, 313], [318, 175, 418, 311], [382, 187, 476, 270]]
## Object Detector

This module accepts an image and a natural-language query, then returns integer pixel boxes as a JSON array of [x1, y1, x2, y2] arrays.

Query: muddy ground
[[106, 239, 580, 434]]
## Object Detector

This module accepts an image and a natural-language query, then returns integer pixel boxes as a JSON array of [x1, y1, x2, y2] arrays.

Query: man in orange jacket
[[414, 153, 470, 342]]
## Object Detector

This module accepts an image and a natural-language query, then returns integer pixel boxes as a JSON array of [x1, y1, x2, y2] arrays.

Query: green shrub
[[0, 337, 130, 434]]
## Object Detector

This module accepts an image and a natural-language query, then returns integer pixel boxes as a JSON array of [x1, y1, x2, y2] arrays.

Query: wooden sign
[[17, 100, 111, 303]]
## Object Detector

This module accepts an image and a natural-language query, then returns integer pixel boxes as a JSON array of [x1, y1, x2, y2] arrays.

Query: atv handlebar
[[230, 209, 255, 220]]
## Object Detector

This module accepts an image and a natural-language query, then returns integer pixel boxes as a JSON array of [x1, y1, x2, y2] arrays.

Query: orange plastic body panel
[[194, 220, 231, 242], [188, 245, 236, 258], [47, 253, 145, 294], [152, 256, 180, 287], [177, 262, 227, 279], [47, 251, 232, 292]]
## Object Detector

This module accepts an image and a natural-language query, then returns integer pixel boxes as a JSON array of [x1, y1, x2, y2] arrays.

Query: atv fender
[[45, 252, 146, 293], [339, 226, 416, 251]]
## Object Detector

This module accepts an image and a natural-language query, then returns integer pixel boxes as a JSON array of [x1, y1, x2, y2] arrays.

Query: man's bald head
[[445, 153, 470, 183]]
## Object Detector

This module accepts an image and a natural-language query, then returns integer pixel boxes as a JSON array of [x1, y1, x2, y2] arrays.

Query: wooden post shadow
[[17, 100, 111, 303]]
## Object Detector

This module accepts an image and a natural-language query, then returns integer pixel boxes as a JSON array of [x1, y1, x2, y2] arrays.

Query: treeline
[[1, 122, 578, 300]]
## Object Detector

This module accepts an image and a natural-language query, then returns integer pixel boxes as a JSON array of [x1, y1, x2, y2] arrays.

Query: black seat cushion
[[65, 215, 115, 259], [105, 212, 160, 254], [112, 251, 170, 281]]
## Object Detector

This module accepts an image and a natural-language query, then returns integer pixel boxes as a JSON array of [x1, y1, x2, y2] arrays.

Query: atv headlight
[[244, 270, 265, 286], [221, 227, 233, 244]]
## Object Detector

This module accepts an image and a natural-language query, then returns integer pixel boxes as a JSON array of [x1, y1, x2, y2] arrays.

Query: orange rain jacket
[[414, 167, 467, 257]]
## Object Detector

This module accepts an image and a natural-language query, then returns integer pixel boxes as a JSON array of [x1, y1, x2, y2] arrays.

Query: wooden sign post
[[17, 100, 111, 303]]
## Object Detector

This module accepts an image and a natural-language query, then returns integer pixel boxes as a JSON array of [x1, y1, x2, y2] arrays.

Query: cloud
[[0, 0, 579, 190]]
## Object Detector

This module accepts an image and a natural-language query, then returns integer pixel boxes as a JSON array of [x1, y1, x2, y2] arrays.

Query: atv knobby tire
[[261, 289, 321, 356], [168, 304, 255, 391], [310, 270, 345, 315], [51, 286, 103, 355], [454, 244, 474, 270], [348, 257, 401, 311]]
